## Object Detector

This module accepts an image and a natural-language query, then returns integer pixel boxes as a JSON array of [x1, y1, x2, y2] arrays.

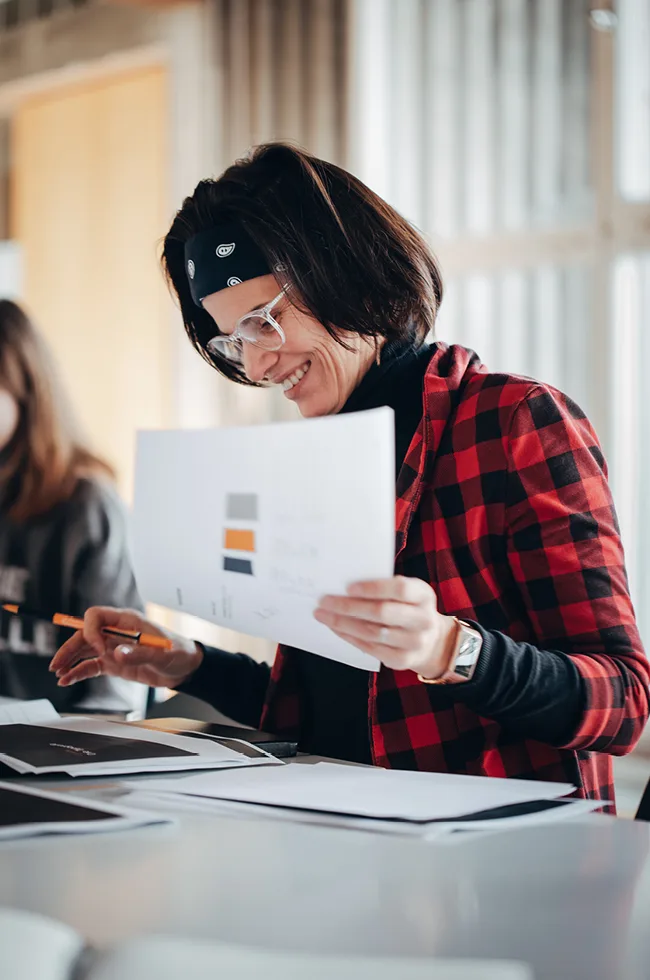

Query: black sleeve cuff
[[176, 644, 271, 730], [441, 622, 585, 745]]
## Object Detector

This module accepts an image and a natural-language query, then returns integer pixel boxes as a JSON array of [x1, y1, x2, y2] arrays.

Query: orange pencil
[[2, 604, 173, 650]]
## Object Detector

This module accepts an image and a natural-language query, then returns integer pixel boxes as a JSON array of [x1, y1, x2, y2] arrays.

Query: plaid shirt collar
[[396, 342, 486, 557]]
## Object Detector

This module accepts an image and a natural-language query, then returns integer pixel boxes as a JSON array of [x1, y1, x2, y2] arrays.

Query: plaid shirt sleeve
[[505, 385, 649, 755]]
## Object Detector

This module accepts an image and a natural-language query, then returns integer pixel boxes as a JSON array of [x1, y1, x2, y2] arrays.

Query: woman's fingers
[[315, 576, 456, 677], [50, 607, 153, 673], [51, 636, 129, 678], [56, 643, 136, 686], [315, 608, 423, 649], [327, 627, 414, 670], [56, 642, 165, 686], [51, 606, 200, 689], [346, 576, 433, 604], [316, 595, 432, 630], [82, 606, 147, 656], [49, 630, 88, 673], [57, 657, 104, 686]]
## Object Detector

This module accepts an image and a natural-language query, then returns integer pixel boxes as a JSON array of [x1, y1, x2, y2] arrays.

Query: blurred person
[[0, 299, 143, 712], [51, 144, 648, 809]]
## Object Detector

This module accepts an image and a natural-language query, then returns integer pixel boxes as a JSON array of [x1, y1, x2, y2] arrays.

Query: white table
[[0, 766, 649, 980]]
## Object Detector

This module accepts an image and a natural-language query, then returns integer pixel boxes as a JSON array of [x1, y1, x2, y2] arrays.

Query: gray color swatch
[[226, 493, 258, 521]]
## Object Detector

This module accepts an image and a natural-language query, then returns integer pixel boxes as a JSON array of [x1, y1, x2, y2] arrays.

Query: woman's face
[[0, 389, 19, 451], [202, 275, 376, 417]]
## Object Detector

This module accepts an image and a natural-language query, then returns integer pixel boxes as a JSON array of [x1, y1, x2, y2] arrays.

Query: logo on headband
[[216, 243, 236, 258], [187, 259, 196, 279], [227, 277, 242, 287]]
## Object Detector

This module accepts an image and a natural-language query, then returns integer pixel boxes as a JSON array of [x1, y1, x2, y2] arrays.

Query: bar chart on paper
[[222, 495, 259, 576], [132, 409, 395, 670]]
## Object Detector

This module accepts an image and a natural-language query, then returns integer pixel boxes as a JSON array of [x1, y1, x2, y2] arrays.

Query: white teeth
[[282, 361, 310, 392]]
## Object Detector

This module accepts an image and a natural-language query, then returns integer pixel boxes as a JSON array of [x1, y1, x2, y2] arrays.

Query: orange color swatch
[[224, 528, 256, 552]]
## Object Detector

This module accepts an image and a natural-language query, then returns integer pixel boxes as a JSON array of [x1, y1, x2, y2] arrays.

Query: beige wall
[[10, 65, 170, 500], [0, 0, 348, 661]]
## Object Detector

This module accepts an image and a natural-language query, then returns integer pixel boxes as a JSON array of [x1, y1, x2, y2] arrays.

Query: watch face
[[454, 627, 482, 678], [458, 635, 476, 657]]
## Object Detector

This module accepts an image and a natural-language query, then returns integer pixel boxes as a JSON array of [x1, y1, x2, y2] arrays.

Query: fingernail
[[115, 644, 134, 656], [58, 677, 71, 687]]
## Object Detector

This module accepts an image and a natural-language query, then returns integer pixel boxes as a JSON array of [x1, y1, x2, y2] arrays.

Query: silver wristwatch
[[417, 618, 483, 686]]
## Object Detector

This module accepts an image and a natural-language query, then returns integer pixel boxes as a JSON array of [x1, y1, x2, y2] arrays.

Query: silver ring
[[378, 626, 389, 644]]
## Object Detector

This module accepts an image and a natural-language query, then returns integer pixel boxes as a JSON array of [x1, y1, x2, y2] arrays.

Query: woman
[[51, 144, 648, 808], [0, 300, 143, 712]]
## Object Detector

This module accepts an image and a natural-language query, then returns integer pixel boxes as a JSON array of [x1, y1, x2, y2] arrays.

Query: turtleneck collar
[[340, 337, 436, 477]]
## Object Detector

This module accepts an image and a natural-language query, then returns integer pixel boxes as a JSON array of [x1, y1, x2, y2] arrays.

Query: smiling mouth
[[282, 360, 311, 392]]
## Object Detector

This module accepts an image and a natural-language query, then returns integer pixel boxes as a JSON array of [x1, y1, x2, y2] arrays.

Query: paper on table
[[125, 788, 605, 840], [132, 408, 395, 671], [122, 787, 452, 839], [0, 716, 283, 777], [438, 798, 608, 837], [128, 761, 576, 823], [0, 780, 174, 841], [0, 698, 60, 725], [0, 908, 84, 980]]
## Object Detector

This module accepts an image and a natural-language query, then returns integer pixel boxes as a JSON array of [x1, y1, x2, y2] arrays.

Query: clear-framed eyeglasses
[[206, 288, 287, 364]]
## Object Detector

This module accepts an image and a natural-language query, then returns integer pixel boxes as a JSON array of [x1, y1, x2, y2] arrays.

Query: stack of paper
[[0, 780, 173, 841], [0, 700, 281, 778], [128, 761, 605, 839], [0, 697, 60, 724]]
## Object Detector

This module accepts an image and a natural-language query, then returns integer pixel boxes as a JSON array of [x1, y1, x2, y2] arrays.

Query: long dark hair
[[162, 143, 444, 386], [0, 300, 114, 521]]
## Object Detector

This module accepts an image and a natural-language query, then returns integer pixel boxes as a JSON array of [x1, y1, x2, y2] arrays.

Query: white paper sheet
[[132, 408, 396, 671], [128, 761, 576, 823], [0, 716, 283, 777], [0, 908, 83, 980], [124, 788, 605, 841], [0, 698, 60, 725]]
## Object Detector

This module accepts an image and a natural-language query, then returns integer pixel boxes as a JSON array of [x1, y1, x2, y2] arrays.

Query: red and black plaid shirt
[[261, 344, 649, 809]]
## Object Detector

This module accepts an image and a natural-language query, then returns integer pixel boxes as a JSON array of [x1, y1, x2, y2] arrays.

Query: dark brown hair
[[0, 300, 114, 522], [162, 142, 444, 386]]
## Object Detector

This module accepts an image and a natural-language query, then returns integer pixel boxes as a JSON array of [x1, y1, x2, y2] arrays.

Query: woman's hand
[[49, 607, 203, 690], [314, 576, 457, 678]]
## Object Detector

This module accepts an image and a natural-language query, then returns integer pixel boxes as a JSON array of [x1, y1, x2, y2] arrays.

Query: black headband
[[184, 222, 271, 306]]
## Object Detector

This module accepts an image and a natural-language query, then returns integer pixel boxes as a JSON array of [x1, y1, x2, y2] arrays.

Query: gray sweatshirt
[[0, 477, 143, 712]]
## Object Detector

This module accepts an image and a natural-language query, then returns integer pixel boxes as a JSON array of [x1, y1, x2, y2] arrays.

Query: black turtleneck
[[290, 341, 435, 762], [340, 340, 434, 478]]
